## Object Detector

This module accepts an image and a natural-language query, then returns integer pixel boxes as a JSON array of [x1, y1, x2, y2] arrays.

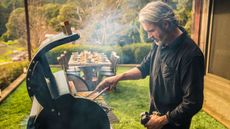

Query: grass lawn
[[0, 66, 227, 129], [0, 81, 31, 129]]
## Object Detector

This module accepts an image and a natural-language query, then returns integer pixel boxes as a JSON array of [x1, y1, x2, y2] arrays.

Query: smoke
[[76, 6, 138, 45], [69, 0, 154, 45]]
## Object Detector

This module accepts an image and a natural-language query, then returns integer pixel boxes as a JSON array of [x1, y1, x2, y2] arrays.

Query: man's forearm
[[117, 67, 143, 81]]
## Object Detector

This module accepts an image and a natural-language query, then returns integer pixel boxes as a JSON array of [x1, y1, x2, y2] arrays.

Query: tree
[[1, 0, 24, 10], [0, 0, 24, 37], [29, 5, 51, 48], [0, 4, 9, 36], [174, 0, 192, 34], [57, 3, 85, 29], [2, 4, 55, 48], [3, 8, 26, 41], [42, 3, 61, 31], [117, 0, 153, 43]]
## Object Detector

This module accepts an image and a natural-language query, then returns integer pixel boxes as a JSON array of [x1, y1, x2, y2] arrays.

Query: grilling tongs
[[86, 86, 110, 100]]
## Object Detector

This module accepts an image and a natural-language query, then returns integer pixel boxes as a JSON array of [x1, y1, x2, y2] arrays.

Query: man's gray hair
[[139, 1, 178, 31]]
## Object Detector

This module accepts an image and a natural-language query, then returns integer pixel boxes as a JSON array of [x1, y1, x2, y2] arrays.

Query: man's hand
[[145, 115, 168, 129], [95, 67, 142, 92], [95, 74, 122, 91]]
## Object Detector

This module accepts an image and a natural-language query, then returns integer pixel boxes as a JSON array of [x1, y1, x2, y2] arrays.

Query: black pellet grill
[[26, 33, 110, 129]]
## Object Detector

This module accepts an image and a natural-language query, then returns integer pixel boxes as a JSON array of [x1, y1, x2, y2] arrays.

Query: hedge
[[118, 43, 152, 64], [0, 61, 28, 90], [46, 43, 152, 64]]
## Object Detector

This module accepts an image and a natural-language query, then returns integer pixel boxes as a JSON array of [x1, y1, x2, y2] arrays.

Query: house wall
[[194, 0, 230, 128]]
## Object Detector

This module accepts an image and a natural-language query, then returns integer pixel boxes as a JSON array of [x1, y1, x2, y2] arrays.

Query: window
[[208, 0, 230, 80]]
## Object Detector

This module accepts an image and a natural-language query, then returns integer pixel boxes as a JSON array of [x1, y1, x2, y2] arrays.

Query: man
[[96, 1, 204, 129]]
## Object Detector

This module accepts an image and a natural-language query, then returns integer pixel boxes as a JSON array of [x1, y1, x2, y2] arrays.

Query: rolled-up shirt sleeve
[[136, 50, 152, 79], [166, 55, 205, 126]]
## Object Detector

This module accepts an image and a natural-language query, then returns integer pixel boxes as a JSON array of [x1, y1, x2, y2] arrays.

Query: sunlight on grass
[[0, 81, 31, 129], [50, 66, 62, 73], [0, 67, 61, 129], [0, 66, 227, 129]]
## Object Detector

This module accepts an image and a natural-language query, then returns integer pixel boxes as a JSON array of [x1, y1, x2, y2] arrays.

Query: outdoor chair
[[98, 53, 120, 82], [99, 52, 118, 73], [57, 56, 65, 70], [57, 52, 81, 76]]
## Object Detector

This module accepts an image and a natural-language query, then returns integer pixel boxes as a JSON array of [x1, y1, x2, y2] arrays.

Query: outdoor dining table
[[68, 51, 111, 90]]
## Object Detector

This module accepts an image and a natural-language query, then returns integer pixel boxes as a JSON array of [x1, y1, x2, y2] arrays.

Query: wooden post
[[191, 0, 203, 45], [24, 0, 32, 61]]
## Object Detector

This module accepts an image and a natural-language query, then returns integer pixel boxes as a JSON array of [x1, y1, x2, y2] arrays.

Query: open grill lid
[[26, 33, 110, 129], [26, 33, 80, 108]]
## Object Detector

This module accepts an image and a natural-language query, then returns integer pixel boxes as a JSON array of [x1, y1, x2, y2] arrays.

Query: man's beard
[[150, 38, 159, 44], [157, 31, 169, 46], [150, 29, 169, 46], [151, 35, 167, 46]]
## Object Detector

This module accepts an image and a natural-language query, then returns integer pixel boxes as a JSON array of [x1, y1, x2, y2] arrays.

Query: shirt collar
[[161, 26, 187, 50]]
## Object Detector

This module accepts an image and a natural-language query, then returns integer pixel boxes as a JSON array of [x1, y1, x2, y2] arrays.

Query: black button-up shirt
[[137, 28, 204, 128]]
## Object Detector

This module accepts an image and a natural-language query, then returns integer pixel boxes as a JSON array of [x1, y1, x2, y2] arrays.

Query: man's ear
[[163, 21, 169, 30]]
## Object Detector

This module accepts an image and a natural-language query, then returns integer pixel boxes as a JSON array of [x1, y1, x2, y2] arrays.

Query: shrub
[[119, 43, 151, 64], [134, 44, 152, 63], [1, 33, 13, 42], [120, 45, 136, 64], [0, 61, 28, 90], [4, 40, 17, 45]]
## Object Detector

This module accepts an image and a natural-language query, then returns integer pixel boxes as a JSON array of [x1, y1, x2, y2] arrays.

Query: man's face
[[141, 22, 167, 44]]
